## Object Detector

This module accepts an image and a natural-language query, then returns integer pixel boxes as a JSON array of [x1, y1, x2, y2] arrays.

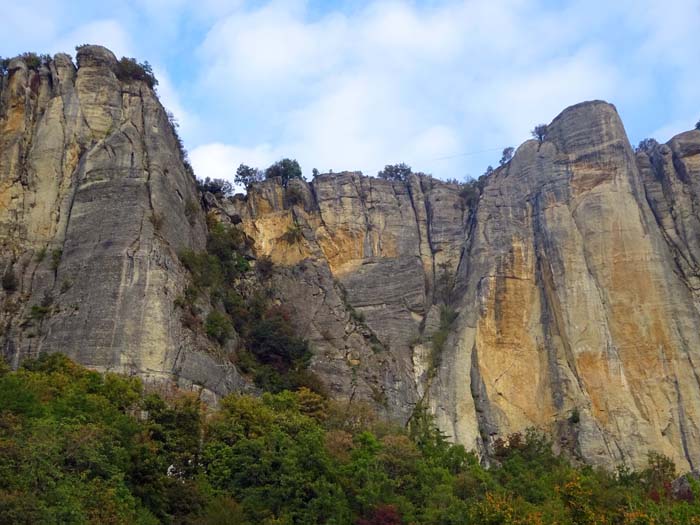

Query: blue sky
[[4, 0, 699, 183]]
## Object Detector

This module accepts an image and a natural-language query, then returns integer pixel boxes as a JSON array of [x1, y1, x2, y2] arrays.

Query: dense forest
[[0, 354, 699, 524]]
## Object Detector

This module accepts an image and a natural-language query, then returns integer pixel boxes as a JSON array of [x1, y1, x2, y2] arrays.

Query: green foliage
[[178, 219, 316, 393], [1, 356, 699, 525], [378, 163, 412, 182], [637, 138, 660, 153], [500, 146, 515, 165], [264, 158, 302, 186], [696, 120, 700, 131], [28, 304, 51, 321], [197, 177, 234, 196], [35, 247, 47, 263], [19, 52, 41, 69], [429, 306, 458, 372], [114, 57, 158, 88], [532, 123, 548, 143], [458, 177, 485, 209], [234, 164, 263, 189], [206, 311, 233, 344], [51, 248, 62, 270]]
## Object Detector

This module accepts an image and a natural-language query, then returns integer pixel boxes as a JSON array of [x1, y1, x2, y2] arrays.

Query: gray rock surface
[[0, 46, 245, 397], [230, 102, 700, 471], [4, 46, 700, 472]]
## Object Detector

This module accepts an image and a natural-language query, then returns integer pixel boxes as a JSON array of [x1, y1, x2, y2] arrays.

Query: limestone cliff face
[[230, 102, 700, 471], [3, 46, 700, 472], [0, 47, 244, 397]]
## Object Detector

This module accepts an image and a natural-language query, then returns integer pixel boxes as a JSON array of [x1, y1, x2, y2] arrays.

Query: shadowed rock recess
[[3, 47, 700, 471]]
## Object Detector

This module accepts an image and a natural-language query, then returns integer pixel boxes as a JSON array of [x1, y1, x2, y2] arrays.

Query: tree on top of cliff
[[695, 120, 700, 130], [197, 177, 233, 196], [499, 147, 514, 165], [378, 163, 412, 182], [636, 138, 659, 153], [235, 164, 264, 189], [531, 124, 548, 143], [265, 158, 302, 186], [114, 57, 158, 88]]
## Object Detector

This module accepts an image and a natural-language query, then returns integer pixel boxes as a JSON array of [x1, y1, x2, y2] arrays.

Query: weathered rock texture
[[228, 103, 700, 472], [0, 47, 244, 398], [3, 46, 700, 472]]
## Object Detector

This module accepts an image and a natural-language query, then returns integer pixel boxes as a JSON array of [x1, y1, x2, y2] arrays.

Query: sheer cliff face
[[3, 47, 700, 472], [0, 47, 244, 397], [230, 103, 700, 471]]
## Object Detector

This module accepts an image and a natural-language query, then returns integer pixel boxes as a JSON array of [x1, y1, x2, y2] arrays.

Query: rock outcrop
[[0, 46, 244, 398], [228, 103, 700, 472], [3, 46, 700, 472]]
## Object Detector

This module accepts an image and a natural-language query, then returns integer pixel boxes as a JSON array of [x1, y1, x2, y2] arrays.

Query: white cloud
[[52, 19, 133, 59], [9, 0, 694, 182], [189, 142, 280, 184], [190, 0, 639, 178]]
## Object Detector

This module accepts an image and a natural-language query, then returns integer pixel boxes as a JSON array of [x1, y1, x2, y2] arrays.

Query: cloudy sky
[[4, 0, 699, 182]]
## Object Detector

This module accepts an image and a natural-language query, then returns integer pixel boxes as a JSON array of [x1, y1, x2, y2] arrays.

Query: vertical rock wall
[[3, 45, 700, 471], [232, 102, 700, 471], [0, 46, 244, 397]]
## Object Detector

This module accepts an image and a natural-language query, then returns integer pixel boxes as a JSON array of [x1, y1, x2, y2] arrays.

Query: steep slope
[[0, 47, 244, 398], [231, 102, 700, 471], [3, 45, 700, 472]]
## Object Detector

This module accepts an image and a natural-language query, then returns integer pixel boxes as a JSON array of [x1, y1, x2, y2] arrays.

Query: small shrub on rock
[[114, 57, 158, 88]]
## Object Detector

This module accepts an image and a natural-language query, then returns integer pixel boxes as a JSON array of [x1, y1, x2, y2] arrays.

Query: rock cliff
[[0, 46, 245, 399], [2, 47, 700, 472], [227, 103, 700, 472]]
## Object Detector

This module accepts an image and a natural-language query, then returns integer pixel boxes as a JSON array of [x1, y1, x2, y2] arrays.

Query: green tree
[[264, 158, 302, 186], [234, 164, 263, 189], [531, 124, 548, 143], [378, 163, 412, 182]]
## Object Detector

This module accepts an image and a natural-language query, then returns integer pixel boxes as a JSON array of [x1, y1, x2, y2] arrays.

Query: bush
[[3, 356, 700, 524], [234, 164, 263, 189], [637, 138, 659, 153], [430, 306, 458, 371], [248, 307, 311, 368], [19, 52, 41, 69], [378, 163, 412, 182], [113, 57, 158, 88], [531, 124, 548, 143], [35, 247, 47, 263], [459, 179, 482, 209], [2, 267, 18, 292], [50, 248, 62, 271], [197, 177, 234, 196], [205, 310, 233, 344], [499, 147, 514, 165], [695, 120, 700, 131], [264, 158, 302, 186]]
